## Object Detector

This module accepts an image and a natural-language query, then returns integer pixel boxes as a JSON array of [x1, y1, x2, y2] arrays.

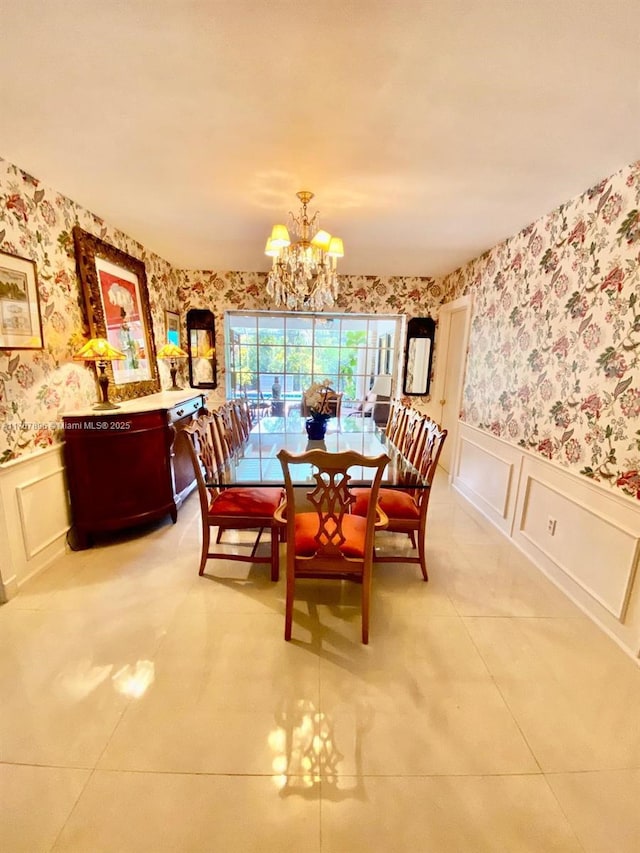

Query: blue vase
[[305, 417, 327, 440]]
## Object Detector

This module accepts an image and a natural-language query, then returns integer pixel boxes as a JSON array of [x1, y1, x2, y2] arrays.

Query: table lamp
[[371, 373, 392, 399], [157, 343, 188, 390], [73, 337, 126, 410]]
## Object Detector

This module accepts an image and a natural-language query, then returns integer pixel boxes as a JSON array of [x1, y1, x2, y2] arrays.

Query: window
[[225, 311, 403, 415]]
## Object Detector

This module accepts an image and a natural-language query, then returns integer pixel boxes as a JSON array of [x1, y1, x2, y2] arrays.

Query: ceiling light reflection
[[112, 660, 155, 698], [56, 659, 113, 700]]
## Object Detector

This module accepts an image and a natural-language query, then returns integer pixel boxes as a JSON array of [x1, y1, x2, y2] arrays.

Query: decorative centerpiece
[[303, 379, 334, 440]]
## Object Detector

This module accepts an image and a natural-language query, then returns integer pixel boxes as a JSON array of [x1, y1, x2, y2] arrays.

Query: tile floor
[[2, 471, 640, 852]]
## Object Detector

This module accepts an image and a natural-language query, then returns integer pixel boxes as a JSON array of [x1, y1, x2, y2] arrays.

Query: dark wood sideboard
[[63, 391, 206, 549]]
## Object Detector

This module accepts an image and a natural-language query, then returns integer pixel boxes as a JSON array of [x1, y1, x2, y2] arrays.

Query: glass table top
[[207, 414, 428, 488]]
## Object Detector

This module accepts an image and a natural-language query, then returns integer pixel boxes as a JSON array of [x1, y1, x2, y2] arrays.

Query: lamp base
[[96, 361, 119, 409], [168, 365, 181, 391]]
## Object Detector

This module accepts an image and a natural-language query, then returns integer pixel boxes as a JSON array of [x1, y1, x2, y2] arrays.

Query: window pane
[[225, 310, 403, 411], [312, 347, 340, 376], [257, 345, 284, 373]]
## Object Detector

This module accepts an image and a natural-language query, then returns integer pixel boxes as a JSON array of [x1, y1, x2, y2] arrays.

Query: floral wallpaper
[[0, 157, 182, 463], [3, 149, 637, 501], [174, 268, 444, 409], [0, 154, 442, 462], [443, 160, 640, 501]]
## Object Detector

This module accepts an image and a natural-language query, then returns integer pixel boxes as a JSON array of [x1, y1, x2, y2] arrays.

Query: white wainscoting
[[453, 428, 522, 537], [0, 445, 70, 601], [452, 422, 640, 659]]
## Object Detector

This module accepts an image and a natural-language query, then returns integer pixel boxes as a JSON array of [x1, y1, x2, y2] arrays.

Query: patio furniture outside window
[[225, 310, 402, 417]]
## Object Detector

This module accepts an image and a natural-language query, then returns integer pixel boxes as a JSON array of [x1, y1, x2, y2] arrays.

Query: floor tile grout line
[[455, 609, 546, 777], [6, 759, 640, 779], [48, 764, 97, 853]]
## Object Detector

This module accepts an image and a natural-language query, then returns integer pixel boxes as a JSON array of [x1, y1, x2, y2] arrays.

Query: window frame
[[224, 310, 404, 414]]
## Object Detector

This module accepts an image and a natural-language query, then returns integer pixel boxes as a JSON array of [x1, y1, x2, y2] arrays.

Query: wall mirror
[[186, 308, 217, 389], [403, 316, 435, 396]]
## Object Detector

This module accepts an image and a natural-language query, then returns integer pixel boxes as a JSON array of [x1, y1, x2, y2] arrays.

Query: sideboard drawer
[[168, 395, 204, 424]]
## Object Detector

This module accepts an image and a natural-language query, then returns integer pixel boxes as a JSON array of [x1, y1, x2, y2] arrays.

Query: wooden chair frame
[[275, 448, 389, 644], [180, 415, 282, 581], [371, 418, 446, 580]]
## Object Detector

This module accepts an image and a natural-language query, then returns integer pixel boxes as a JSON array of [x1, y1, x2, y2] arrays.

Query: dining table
[[207, 413, 429, 489]]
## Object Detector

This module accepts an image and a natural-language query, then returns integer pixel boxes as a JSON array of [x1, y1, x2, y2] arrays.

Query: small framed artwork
[[73, 226, 159, 401], [165, 309, 180, 346], [0, 250, 44, 349]]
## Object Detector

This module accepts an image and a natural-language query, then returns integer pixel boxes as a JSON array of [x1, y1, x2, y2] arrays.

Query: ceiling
[[1, 1, 639, 277]]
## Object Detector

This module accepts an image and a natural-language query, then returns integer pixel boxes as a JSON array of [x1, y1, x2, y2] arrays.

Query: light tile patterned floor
[[2, 470, 639, 852]]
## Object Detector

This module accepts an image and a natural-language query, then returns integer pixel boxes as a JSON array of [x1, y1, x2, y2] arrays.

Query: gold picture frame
[[0, 249, 44, 349], [73, 226, 159, 400]]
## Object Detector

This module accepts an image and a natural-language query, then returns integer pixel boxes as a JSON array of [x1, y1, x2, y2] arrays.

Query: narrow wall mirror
[[186, 308, 217, 389], [403, 316, 435, 396]]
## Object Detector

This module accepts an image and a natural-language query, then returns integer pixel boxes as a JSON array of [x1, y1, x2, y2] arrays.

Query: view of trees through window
[[225, 311, 402, 415]]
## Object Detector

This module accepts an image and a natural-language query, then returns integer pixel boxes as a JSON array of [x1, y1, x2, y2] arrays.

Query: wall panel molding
[[452, 421, 640, 659], [453, 424, 523, 536], [0, 446, 70, 598], [518, 472, 639, 620], [16, 465, 70, 560]]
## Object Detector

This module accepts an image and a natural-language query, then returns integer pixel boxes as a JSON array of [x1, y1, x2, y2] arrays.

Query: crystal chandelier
[[265, 190, 344, 311]]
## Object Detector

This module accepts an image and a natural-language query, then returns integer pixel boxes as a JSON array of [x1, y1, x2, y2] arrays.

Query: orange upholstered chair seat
[[352, 488, 420, 520], [293, 512, 368, 558], [208, 487, 283, 517]]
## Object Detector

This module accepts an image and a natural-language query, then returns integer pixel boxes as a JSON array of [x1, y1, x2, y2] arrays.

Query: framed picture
[[165, 309, 180, 346], [0, 250, 44, 349], [73, 226, 159, 400]]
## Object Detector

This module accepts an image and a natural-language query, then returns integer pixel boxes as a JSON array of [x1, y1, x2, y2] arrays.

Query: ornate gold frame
[[73, 226, 159, 401]]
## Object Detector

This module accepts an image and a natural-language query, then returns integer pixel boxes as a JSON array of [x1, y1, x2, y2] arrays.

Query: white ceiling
[[1, 1, 639, 277]]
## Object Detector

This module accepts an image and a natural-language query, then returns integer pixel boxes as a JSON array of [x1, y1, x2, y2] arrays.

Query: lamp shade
[[311, 229, 332, 251], [269, 224, 291, 248], [327, 236, 344, 258], [157, 343, 188, 359], [73, 337, 126, 361], [265, 237, 280, 257], [371, 373, 392, 396]]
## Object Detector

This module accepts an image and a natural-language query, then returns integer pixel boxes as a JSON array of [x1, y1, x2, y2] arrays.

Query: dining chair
[[385, 400, 410, 444], [352, 416, 447, 581], [209, 406, 277, 547], [398, 409, 427, 465], [324, 389, 343, 419], [220, 401, 245, 451], [232, 398, 252, 440], [275, 447, 389, 644], [179, 413, 283, 581]]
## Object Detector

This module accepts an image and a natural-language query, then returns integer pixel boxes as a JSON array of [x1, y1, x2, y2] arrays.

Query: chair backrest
[[401, 411, 428, 469], [323, 389, 343, 419], [386, 402, 410, 447], [218, 403, 244, 452], [210, 409, 234, 468], [179, 414, 220, 513], [277, 448, 389, 569], [234, 398, 253, 436], [417, 418, 448, 486]]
